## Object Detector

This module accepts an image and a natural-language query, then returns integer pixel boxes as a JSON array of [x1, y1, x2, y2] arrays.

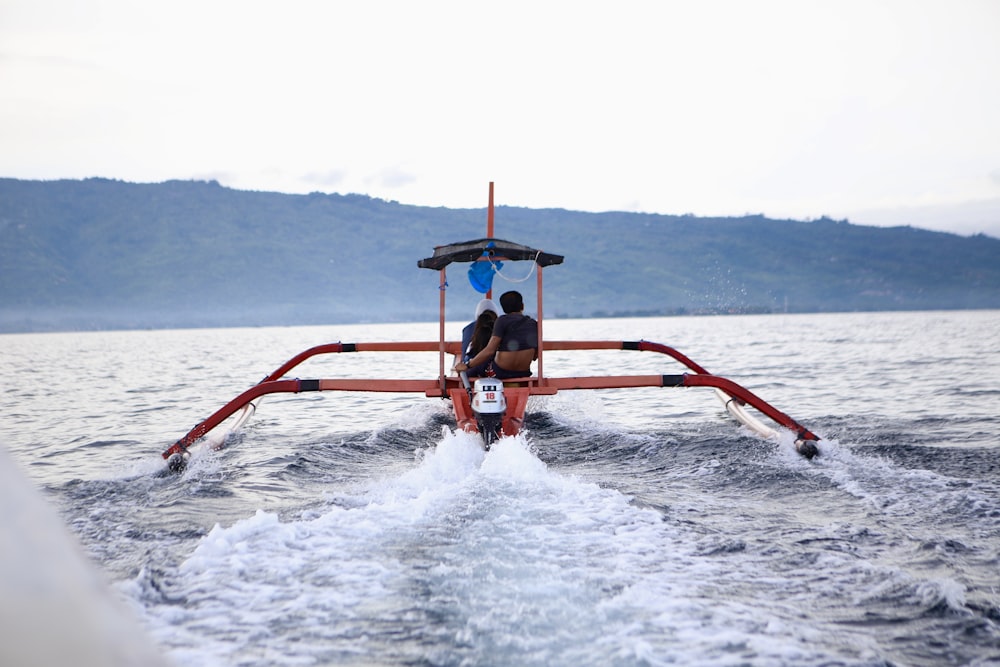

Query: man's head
[[499, 291, 524, 314]]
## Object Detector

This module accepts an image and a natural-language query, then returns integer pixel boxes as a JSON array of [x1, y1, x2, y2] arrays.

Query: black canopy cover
[[417, 238, 564, 271]]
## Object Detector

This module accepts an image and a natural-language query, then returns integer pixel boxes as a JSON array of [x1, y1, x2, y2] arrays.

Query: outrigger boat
[[161, 184, 820, 472]]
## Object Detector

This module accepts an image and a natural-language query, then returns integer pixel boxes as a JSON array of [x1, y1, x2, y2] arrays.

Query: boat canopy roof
[[417, 238, 564, 271]]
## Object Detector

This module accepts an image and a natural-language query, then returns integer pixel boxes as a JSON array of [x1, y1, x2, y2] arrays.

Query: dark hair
[[499, 291, 523, 314], [468, 310, 497, 357]]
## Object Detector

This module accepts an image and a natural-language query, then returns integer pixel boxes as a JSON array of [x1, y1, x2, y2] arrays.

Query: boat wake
[[115, 422, 918, 666], [10, 398, 979, 667]]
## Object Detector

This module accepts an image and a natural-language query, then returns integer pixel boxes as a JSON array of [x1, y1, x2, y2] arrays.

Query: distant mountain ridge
[[1, 177, 998, 332]]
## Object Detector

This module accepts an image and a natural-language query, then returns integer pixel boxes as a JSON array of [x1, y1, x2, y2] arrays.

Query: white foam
[[134, 429, 928, 665], [800, 432, 994, 527]]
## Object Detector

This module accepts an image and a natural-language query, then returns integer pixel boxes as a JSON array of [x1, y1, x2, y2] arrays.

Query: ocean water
[[3, 310, 999, 666]]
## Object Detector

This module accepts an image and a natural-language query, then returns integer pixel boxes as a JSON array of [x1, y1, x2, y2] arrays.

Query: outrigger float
[[161, 184, 820, 472]]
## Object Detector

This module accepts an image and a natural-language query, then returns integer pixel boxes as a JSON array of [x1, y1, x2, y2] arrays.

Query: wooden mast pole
[[486, 181, 495, 300], [487, 181, 495, 238]]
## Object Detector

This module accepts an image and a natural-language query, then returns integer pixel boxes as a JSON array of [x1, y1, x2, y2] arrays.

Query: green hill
[[1, 178, 998, 332]]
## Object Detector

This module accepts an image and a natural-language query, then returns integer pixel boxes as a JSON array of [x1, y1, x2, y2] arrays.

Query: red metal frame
[[162, 338, 818, 459]]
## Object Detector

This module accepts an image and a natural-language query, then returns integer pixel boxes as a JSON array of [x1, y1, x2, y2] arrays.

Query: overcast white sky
[[2, 0, 999, 236]]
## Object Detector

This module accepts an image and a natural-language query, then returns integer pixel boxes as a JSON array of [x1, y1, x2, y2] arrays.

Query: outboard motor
[[471, 378, 506, 449]]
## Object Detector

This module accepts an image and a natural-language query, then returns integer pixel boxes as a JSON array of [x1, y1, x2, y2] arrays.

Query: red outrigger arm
[[163, 340, 460, 458], [161, 339, 818, 459], [161, 377, 447, 458], [543, 340, 712, 374], [256, 341, 463, 383]]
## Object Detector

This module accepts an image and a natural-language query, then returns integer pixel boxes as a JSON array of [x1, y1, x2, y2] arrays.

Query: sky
[[2, 0, 999, 237]]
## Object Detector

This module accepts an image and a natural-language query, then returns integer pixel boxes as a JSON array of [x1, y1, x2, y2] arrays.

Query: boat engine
[[471, 378, 506, 449]]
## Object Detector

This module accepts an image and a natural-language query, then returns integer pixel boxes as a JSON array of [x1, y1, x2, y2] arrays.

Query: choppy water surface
[[3, 311, 999, 666]]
